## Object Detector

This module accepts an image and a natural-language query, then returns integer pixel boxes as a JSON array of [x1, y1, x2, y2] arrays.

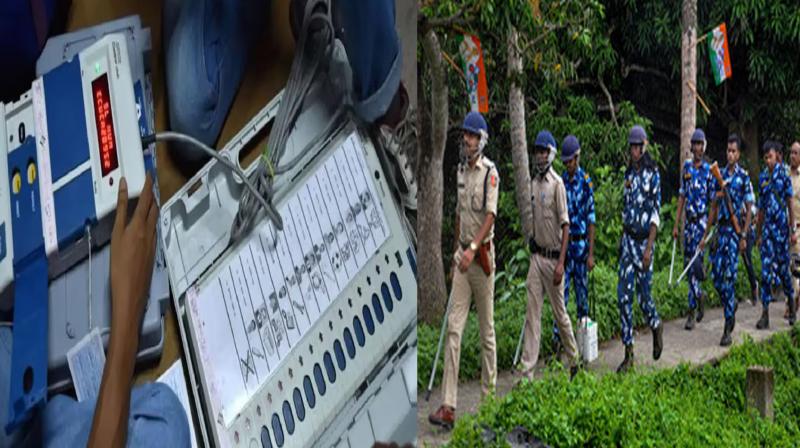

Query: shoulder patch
[[491, 173, 497, 187]]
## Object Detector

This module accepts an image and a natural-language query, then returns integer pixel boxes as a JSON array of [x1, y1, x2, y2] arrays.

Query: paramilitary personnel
[[701, 133, 754, 346], [552, 135, 596, 355], [755, 140, 796, 329], [673, 128, 714, 331], [616, 125, 664, 373]]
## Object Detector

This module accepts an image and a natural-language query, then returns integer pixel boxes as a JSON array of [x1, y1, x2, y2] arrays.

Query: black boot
[[789, 295, 797, 327], [653, 323, 664, 360], [684, 308, 695, 330], [617, 344, 634, 373], [720, 318, 733, 346], [756, 307, 769, 330], [696, 293, 705, 322]]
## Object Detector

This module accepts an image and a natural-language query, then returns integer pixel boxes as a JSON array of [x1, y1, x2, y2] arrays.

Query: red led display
[[91, 73, 119, 177]]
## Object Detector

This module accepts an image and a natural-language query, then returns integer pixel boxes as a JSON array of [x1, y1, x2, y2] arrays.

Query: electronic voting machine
[[2, 33, 148, 431], [161, 88, 418, 446]]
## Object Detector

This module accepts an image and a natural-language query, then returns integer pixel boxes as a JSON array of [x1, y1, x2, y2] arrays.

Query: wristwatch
[[469, 241, 479, 252]]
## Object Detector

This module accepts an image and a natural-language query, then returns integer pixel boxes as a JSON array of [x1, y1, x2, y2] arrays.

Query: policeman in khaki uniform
[[429, 111, 499, 430], [519, 130, 580, 379], [787, 141, 800, 319]]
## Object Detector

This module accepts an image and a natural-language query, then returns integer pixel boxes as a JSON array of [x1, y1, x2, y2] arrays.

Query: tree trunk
[[680, 0, 697, 168], [740, 119, 760, 181], [507, 27, 534, 240], [417, 29, 448, 325]]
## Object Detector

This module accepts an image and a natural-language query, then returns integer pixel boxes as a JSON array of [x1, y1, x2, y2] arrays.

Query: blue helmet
[[561, 135, 580, 161], [691, 128, 706, 143], [628, 125, 647, 145], [462, 111, 488, 136], [533, 130, 557, 176], [534, 130, 557, 150]]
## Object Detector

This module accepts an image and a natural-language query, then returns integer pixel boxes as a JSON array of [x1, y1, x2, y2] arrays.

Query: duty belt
[[686, 214, 704, 224], [529, 238, 559, 260], [623, 226, 649, 241]]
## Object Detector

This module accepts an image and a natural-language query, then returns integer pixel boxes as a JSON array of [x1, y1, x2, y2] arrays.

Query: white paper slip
[[66, 327, 106, 402], [158, 359, 198, 448], [187, 132, 391, 426]]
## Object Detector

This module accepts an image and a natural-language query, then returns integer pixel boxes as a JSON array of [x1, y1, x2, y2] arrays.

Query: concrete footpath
[[418, 300, 795, 446]]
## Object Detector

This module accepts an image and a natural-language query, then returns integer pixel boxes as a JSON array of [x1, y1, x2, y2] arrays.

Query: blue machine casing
[[5, 137, 48, 433]]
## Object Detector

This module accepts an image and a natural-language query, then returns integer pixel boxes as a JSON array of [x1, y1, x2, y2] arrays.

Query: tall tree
[[508, 26, 533, 241], [680, 0, 697, 166], [417, 26, 449, 325]]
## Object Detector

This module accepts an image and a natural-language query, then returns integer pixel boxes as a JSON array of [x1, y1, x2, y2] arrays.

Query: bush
[[447, 328, 800, 447]]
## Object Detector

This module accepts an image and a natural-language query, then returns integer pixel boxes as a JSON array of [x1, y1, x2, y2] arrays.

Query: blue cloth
[[621, 158, 661, 236], [714, 164, 756, 224], [712, 226, 741, 319], [758, 164, 794, 307], [0, 0, 55, 101], [710, 164, 755, 318], [164, 0, 268, 153], [617, 160, 662, 346], [0, 327, 190, 447], [563, 167, 596, 237], [679, 159, 715, 218], [679, 159, 714, 310], [684, 217, 707, 309], [617, 233, 662, 346], [553, 167, 595, 341], [164, 0, 401, 157], [338, 0, 402, 123], [42, 383, 191, 448]]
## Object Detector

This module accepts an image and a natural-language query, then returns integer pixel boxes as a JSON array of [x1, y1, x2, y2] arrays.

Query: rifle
[[710, 162, 742, 235]]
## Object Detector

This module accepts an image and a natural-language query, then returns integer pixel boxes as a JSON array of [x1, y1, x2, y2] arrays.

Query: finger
[[112, 177, 129, 239], [146, 195, 159, 240], [133, 173, 155, 224]]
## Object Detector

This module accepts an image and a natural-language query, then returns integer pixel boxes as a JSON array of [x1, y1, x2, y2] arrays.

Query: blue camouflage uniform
[[553, 167, 596, 341], [711, 164, 754, 319], [758, 163, 794, 307], [679, 159, 715, 310], [618, 157, 662, 346]]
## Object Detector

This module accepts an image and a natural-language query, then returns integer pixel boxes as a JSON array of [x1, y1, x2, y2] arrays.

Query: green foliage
[[447, 328, 800, 447], [606, 0, 800, 143]]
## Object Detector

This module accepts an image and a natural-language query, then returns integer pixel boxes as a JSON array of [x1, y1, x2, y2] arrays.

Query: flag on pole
[[707, 23, 732, 85], [458, 34, 489, 113]]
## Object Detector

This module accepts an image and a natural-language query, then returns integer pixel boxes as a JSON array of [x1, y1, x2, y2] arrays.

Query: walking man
[[787, 141, 800, 320], [616, 125, 664, 373], [672, 128, 714, 330], [755, 140, 796, 328], [552, 135, 595, 355], [701, 133, 754, 346], [519, 130, 580, 379], [429, 111, 499, 430]]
